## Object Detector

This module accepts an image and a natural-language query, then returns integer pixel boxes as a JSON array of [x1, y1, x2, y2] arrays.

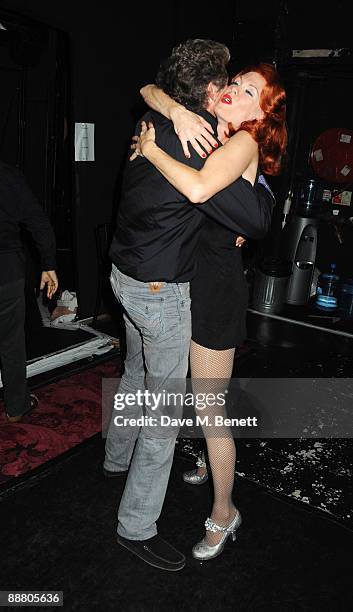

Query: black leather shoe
[[6, 394, 39, 424], [103, 468, 128, 478], [116, 534, 186, 571]]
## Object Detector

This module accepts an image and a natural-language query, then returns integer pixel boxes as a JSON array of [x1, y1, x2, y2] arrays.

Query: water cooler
[[281, 179, 321, 305]]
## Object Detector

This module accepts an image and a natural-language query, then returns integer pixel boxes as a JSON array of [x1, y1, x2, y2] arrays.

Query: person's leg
[[190, 340, 238, 546], [104, 312, 145, 473], [0, 279, 30, 418], [117, 280, 191, 540]]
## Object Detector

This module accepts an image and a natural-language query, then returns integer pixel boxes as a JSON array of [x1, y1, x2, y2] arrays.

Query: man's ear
[[207, 82, 222, 103]]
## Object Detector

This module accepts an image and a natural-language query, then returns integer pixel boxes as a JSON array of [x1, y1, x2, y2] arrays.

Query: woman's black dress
[[191, 195, 250, 350]]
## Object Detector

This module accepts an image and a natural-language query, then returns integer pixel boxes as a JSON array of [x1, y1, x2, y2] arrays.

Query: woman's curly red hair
[[228, 63, 287, 176]]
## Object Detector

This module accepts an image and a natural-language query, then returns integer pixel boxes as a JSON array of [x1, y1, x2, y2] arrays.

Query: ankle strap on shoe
[[196, 457, 207, 468], [205, 517, 233, 533]]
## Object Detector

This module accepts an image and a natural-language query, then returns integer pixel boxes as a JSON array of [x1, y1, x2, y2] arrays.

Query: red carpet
[[0, 358, 120, 485]]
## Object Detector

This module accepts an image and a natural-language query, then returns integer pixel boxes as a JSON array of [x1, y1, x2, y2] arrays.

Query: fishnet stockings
[[190, 339, 237, 546]]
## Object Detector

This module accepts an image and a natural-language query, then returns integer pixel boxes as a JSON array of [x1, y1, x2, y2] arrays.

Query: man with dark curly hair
[[155, 38, 230, 111], [105, 39, 274, 571]]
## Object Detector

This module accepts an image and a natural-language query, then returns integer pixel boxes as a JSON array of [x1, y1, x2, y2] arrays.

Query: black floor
[[2, 310, 352, 610], [1, 435, 352, 612], [235, 312, 353, 526], [178, 311, 353, 528], [18, 310, 353, 529], [244, 310, 353, 377]]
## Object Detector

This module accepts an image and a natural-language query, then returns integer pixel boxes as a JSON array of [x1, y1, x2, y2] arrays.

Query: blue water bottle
[[315, 263, 340, 310]]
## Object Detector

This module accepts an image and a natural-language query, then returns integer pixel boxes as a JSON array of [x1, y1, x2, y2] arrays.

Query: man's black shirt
[[0, 161, 56, 286], [110, 110, 274, 282]]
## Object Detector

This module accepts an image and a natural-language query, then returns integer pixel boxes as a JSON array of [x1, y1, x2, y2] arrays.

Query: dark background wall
[[0, 0, 352, 316]]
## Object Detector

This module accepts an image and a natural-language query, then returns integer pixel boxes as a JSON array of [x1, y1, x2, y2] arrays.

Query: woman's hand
[[235, 236, 246, 248], [130, 121, 157, 161], [170, 106, 219, 158], [140, 121, 156, 152], [139, 121, 157, 156], [129, 135, 142, 161], [139, 83, 218, 158]]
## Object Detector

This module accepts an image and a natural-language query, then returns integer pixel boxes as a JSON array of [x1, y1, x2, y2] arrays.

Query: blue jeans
[[104, 265, 191, 540]]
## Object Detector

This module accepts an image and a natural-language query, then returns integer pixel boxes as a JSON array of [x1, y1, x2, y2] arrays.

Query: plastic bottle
[[315, 263, 340, 310]]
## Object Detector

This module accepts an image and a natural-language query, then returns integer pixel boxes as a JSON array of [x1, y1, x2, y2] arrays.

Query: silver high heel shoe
[[192, 510, 242, 561], [182, 455, 208, 485]]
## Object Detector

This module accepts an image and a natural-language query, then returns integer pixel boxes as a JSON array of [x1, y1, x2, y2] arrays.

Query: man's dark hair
[[155, 39, 230, 112]]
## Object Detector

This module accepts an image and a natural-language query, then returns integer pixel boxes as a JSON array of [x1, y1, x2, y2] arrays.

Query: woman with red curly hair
[[133, 63, 287, 561], [226, 63, 287, 174]]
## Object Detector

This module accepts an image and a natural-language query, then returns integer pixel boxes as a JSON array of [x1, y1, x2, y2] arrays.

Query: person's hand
[[139, 120, 157, 155], [130, 121, 156, 161], [170, 106, 219, 158], [129, 135, 142, 161], [40, 270, 58, 299], [235, 236, 246, 248]]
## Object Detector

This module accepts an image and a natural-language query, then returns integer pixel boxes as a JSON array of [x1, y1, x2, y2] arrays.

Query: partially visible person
[[0, 161, 58, 423], [134, 62, 287, 560]]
